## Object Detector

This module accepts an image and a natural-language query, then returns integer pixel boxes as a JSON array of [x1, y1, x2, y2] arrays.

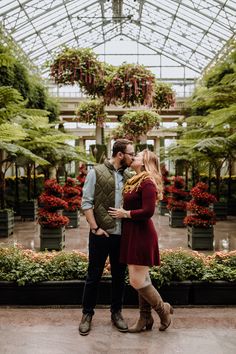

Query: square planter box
[[188, 226, 214, 250], [20, 200, 38, 221], [0, 210, 14, 237], [63, 209, 80, 228], [0, 280, 191, 306], [191, 281, 236, 305], [158, 201, 168, 215], [40, 226, 65, 251], [169, 210, 186, 228]]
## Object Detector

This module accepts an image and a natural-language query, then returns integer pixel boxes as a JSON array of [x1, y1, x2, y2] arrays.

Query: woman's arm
[[108, 181, 156, 220]]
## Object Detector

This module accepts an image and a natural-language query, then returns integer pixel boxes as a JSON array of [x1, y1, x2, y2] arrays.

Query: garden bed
[[0, 280, 235, 306]]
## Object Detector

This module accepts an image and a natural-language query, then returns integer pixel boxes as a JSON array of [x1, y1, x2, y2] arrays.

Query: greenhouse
[[0, 1, 236, 353]]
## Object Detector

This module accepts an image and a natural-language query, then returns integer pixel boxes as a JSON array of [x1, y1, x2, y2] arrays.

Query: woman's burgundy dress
[[120, 179, 160, 266]]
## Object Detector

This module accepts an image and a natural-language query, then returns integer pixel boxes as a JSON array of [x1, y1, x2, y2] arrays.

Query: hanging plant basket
[[104, 63, 156, 107], [119, 110, 160, 142], [50, 47, 105, 97], [153, 82, 175, 110], [76, 99, 107, 126]]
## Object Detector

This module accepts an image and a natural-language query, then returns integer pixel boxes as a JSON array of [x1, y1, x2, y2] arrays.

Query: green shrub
[[0, 246, 235, 286]]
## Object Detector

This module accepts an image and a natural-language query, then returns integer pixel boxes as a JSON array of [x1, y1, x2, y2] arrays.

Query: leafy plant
[[117, 110, 160, 142], [50, 47, 105, 97], [153, 82, 175, 110], [76, 99, 107, 126], [1, 246, 235, 286], [104, 63, 156, 107]]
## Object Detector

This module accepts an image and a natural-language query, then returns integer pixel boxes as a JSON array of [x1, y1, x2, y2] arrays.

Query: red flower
[[184, 182, 216, 228], [39, 210, 69, 228], [167, 176, 189, 211]]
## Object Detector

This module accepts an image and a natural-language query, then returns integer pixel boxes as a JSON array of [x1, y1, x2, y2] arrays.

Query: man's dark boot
[[78, 314, 93, 336], [111, 311, 128, 332], [128, 294, 154, 333]]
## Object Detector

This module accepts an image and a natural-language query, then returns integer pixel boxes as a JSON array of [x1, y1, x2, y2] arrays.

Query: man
[[79, 139, 135, 336]]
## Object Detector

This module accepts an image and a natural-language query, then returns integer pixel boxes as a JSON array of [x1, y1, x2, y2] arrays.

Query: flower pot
[[187, 226, 214, 250], [158, 201, 168, 215], [20, 200, 38, 221], [40, 226, 65, 251], [169, 210, 187, 228], [63, 209, 80, 228], [0, 210, 14, 237]]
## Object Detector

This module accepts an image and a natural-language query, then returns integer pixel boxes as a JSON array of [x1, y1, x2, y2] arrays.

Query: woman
[[108, 149, 173, 333]]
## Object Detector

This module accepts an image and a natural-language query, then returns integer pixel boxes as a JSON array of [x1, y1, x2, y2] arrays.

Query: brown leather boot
[[138, 284, 173, 331], [129, 294, 154, 333]]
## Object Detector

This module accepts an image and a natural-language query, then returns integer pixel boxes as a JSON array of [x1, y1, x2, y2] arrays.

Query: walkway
[[0, 212, 236, 354]]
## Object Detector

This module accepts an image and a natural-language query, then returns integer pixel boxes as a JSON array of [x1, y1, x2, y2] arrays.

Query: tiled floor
[[1, 211, 236, 254], [0, 212, 236, 354], [0, 307, 236, 354]]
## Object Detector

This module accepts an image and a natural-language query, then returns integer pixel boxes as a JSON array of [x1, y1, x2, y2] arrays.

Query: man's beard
[[120, 157, 128, 169]]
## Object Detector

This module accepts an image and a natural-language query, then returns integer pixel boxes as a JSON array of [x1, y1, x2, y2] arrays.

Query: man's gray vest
[[93, 160, 130, 231]]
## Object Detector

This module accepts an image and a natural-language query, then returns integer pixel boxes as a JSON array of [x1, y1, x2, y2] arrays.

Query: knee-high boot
[[128, 294, 154, 333], [138, 284, 173, 331]]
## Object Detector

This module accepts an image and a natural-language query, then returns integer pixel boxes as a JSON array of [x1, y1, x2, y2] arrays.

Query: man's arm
[[82, 168, 109, 237]]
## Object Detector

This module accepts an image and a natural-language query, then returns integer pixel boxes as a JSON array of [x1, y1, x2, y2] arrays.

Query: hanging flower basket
[[76, 99, 107, 126], [104, 63, 156, 107], [118, 110, 160, 142], [153, 82, 175, 110], [50, 47, 105, 97]]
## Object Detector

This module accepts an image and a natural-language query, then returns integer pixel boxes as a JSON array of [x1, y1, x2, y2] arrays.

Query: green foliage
[[76, 99, 107, 126], [153, 82, 175, 110], [1, 247, 235, 286], [120, 110, 160, 141], [149, 249, 205, 287]]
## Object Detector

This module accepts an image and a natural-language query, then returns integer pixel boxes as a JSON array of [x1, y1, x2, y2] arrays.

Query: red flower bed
[[184, 182, 216, 228], [39, 210, 69, 229], [39, 193, 68, 210], [63, 178, 82, 211], [167, 176, 189, 211], [76, 164, 87, 188], [38, 180, 69, 228], [44, 179, 63, 197], [160, 165, 171, 203]]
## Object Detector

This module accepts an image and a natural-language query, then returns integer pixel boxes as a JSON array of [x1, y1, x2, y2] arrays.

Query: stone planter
[[187, 226, 214, 250], [158, 201, 168, 215], [169, 210, 186, 228], [191, 281, 236, 305], [0, 280, 234, 306], [63, 209, 80, 228], [0, 209, 14, 237], [20, 199, 38, 221], [40, 226, 65, 251]]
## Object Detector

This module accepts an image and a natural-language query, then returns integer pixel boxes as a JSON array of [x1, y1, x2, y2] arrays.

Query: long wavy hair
[[142, 149, 163, 200], [123, 149, 163, 201]]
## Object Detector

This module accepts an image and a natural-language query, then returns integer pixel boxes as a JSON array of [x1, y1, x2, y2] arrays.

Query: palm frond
[[0, 142, 49, 165], [0, 123, 27, 141]]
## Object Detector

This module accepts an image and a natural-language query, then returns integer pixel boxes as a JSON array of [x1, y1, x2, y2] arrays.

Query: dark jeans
[[82, 231, 126, 316]]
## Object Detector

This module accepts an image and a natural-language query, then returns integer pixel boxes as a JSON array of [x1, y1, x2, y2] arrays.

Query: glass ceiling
[[0, 0, 235, 77]]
